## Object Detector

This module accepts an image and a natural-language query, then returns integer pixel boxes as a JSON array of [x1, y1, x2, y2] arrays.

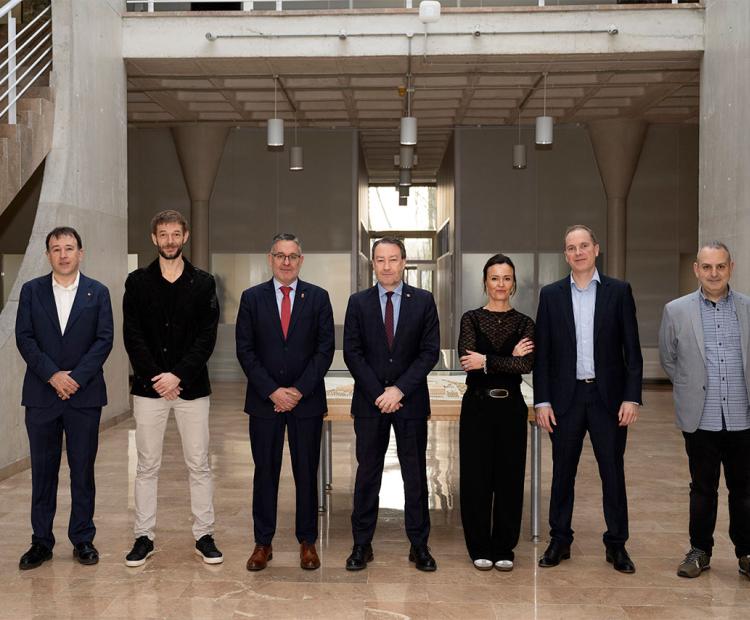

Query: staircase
[[1, 0, 53, 216]]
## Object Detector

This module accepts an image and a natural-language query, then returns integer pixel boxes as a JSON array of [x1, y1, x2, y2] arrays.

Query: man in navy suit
[[236, 233, 335, 571], [15, 227, 113, 570], [534, 224, 643, 573], [343, 237, 440, 572]]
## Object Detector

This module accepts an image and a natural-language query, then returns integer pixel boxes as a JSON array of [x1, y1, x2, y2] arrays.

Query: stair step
[[17, 97, 44, 116], [25, 86, 54, 103]]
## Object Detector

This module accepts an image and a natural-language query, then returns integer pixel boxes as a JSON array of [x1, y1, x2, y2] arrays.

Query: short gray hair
[[697, 240, 731, 262], [564, 224, 598, 247], [270, 232, 302, 254]]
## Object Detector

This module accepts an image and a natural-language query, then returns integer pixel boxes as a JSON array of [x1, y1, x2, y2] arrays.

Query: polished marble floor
[[0, 384, 748, 619]]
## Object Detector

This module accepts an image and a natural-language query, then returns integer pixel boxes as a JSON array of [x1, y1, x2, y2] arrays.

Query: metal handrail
[[0, 31, 51, 81], [0, 0, 23, 20], [0, 4, 50, 56], [0, 46, 51, 98], [0, 58, 51, 120]]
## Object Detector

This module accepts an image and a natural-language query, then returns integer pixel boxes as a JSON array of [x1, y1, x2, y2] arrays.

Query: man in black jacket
[[122, 210, 222, 567]]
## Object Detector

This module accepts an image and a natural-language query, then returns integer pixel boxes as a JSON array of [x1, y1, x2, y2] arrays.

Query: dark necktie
[[280, 286, 292, 339], [384, 291, 394, 349]]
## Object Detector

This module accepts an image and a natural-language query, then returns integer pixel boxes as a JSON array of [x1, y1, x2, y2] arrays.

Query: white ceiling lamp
[[419, 1, 441, 24], [400, 72, 417, 146], [535, 72, 553, 146], [289, 116, 303, 171], [267, 75, 284, 147], [513, 110, 527, 170]]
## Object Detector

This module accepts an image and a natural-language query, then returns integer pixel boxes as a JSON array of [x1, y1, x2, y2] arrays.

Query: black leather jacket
[[123, 258, 219, 400]]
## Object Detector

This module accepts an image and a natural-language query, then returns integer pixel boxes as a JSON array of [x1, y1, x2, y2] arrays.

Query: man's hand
[[151, 372, 181, 398], [375, 386, 403, 414], [535, 405, 557, 433], [49, 371, 79, 400], [618, 402, 640, 427], [270, 387, 301, 413], [162, 387, 182, 401]]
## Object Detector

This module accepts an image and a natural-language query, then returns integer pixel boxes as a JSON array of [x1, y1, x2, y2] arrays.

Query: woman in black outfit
[[458, 254, 534, 571]]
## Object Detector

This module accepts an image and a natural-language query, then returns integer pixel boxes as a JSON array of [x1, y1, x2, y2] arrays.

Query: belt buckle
[[489, 388, 509, 399]]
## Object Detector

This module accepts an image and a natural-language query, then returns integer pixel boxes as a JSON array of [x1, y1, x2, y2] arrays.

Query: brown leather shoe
[[300, 541, 321, 570], [246, 544, 272, 571]]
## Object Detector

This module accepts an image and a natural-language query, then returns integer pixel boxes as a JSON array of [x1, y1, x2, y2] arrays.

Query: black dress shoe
[[606, 545, 635, 574], [345, 544, 373, 571], [538, 541, 571, 568], [73, 541, 99, 565], [19, 543, 53, 570], [409, 545, 437, 572]]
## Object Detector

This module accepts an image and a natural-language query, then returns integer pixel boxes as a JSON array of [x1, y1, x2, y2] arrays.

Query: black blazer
[[15, 273, 113, 409], [235, 278, 335, 419], [343, 283, 440, 419], [533, 274, 643, 416], [123, 259, 219, 400]]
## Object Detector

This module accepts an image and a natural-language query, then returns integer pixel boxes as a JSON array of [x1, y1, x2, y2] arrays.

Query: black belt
[[469, 387, 513, 399], [577, 378, 596, 384]]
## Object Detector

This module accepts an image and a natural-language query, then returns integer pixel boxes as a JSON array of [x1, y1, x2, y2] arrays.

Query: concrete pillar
[[587, 119, 648, 279], [171, 125, 230, 270], [700, 0, 750, 292]]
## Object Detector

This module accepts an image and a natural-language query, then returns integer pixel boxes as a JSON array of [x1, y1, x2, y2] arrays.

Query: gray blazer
[[658, 288, 750, 432]]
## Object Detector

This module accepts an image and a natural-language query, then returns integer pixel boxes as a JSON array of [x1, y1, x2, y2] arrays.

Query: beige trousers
[[132, 395, 215, 541]]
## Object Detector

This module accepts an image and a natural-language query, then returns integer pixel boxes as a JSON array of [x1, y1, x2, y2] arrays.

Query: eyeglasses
[[271, 253, 301, 263]]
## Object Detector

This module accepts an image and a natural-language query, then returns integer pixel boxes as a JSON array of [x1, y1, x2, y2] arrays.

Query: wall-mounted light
[[267, 75, 284, 147], [535, 72, 553, 146]]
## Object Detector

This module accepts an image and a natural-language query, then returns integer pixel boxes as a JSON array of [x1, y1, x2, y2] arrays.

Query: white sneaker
[[495, 559, 514, 571], [473, 558, 493, 571]]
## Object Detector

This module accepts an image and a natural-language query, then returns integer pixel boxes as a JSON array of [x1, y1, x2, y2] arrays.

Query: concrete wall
[[455, 123, 698, 375], [436, 133, 456, 349], [0, 0, 130, 476], [700, 0, 750, 292]]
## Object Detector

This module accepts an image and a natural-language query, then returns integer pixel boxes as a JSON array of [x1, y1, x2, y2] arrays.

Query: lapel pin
[[300, 292, 305, 299], [406, 293, 411, 298]]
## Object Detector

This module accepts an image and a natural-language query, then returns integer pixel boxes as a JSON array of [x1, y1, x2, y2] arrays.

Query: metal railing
[[1, 0, 52, 123], [125, 0, 685, 13]]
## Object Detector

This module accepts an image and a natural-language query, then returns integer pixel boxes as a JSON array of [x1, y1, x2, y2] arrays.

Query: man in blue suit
[[236, 233, 335, 571], [534, 224, 643, 573], [343, 237, 440, 572], [15, 227, 113, 570]]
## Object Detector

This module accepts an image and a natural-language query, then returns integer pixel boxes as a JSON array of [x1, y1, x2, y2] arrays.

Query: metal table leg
[[530, 421, 541, 541], [325, 420, 333, 490]]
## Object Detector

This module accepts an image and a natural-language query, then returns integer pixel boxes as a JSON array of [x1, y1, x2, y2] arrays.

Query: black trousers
[[248, 413, 323, 546], [548, 381, 629, 547], [25, 402, 102, 549], [351, 415, 430, 546], [459, 391, 527, 562], [683, 427, 750, 558]]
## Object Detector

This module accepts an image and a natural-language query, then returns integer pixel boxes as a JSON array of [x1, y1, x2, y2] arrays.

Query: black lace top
[[457, 308, 535, 389]]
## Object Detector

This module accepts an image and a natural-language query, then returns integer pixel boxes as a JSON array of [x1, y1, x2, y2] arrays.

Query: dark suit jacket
[[15, 273, 114, 409], [533, 274, 643, 416], [236, 278, 335, 419], [343, 283, 440, 419]]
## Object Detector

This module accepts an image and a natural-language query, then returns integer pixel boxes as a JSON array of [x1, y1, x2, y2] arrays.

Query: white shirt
[[273, 278, 298, 316], [52, 272, 80, 334]]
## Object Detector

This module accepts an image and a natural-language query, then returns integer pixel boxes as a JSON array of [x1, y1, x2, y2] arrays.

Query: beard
[[158, 244, 183, 260]]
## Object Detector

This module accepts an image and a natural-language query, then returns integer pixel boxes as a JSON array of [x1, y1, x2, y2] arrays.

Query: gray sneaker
[[677, 547, 710, 578], [739, 555, 750, 579]]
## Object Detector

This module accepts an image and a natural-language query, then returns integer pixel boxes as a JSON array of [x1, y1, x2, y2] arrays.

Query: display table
[[320, 374, 542, 540]]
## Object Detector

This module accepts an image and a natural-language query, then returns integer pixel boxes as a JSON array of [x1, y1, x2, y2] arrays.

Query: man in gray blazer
[[659, 241, 750, 581]]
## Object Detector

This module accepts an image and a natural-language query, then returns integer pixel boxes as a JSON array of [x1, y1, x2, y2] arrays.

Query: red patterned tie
[[280, 286, 292, 339], [384, 291, 394, 349]]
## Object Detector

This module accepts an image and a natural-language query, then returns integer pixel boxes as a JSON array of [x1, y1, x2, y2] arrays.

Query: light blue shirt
[[377, 281, 403, 335], [273, 278, 297, 316], [571, 269, 600, 380]]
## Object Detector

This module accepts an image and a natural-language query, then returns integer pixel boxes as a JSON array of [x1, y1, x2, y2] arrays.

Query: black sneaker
[[125, 536, 154, 567], [195, 534, 223, 565]]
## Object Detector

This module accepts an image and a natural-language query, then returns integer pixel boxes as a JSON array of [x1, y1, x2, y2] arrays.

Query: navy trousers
[[25, 401, 101, 549], [249, 413, 323, 545], [351, 415, 430, 547], [548, 381, 629, 547]]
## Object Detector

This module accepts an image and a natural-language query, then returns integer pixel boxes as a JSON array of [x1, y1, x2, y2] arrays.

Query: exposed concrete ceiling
[[126, 51, 701, 183]]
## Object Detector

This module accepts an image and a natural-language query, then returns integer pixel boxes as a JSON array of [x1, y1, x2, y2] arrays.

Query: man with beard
[[122, 210, 222, 566]]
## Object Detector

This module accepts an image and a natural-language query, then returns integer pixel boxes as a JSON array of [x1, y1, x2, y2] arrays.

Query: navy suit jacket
[[343, 283, 440, 419], [15, 273, 114, 409], [235, 278, 335, 419], [533, 274, 643, 416]]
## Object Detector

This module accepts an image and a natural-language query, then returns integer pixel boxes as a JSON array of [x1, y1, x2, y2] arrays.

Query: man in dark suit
[[534, 224, 643, 573], [343, 237, 440, 572], [15, 227, 113, 569], [236, 233, 335, 571]]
